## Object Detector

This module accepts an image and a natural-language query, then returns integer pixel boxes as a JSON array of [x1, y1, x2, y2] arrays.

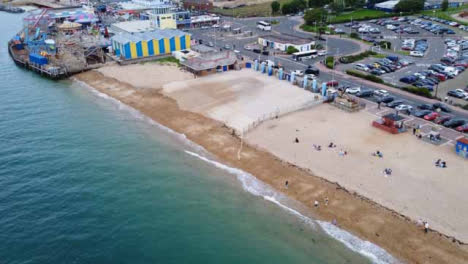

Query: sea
[[0, 12, 397, 264]]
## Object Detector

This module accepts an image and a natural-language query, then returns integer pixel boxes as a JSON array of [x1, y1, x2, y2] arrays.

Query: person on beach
[[295, 137, 299, 143], [328, 142, 336, 148], [325, 197, 329, 206], [285, 180, 289, 188], [332, 219, 337, 225], [413, 127, 416, 135], [314, 200, 319, 207], [338, 150, 345, 156], [424, 222, 429, 233], [435, 159, 441, 167]]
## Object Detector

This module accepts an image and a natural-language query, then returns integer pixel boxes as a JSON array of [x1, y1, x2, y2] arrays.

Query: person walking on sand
[[424, 222, 429, 233], [285, 180, 289, 188], [314, 200, 319, 207], [413, 127, 416, 135], [295, 137, 299, 143]]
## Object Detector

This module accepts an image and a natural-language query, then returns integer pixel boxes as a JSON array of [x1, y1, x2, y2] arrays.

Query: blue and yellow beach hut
[[111, 29, 191, 60]]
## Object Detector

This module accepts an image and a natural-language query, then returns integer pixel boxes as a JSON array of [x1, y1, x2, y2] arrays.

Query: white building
[[258, 35, 315, 52]]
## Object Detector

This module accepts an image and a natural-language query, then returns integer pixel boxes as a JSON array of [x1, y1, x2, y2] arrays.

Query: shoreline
[[74, 69, 468, 264]]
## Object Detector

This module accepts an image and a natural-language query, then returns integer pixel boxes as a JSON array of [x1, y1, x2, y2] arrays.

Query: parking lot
[[333, 15, 468, 106], [186, 14, 468, 134]]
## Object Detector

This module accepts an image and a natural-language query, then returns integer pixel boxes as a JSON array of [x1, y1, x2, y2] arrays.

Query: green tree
[[304, 8, 327, 25], [271, 1, 281, 13], [308, 0, 330, 8], [286, 46, 299, 54], [394, 0, 425, 12], [441, 0, 448, 11], [281, 0, 307, 14]]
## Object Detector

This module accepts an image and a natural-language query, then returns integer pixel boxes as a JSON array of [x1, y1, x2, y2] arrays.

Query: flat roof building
[[258, 35, 315, 52], [181, 51, 238, 75], [111, 29, 191, 60]]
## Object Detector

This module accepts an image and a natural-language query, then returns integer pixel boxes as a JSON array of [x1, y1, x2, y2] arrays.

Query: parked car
[[448, 90, 466, 99], [418, 104, 434, 110], [377, 96, 394, 104], [433, 103, 451, 113], [395, 104, 413, 112], [413, 110, 432, 118], [305, 66, 320, 75], [374, 89, 389, 97], [356, 89, 373, 97], [345, 87, 361, 94], [456, 124, 468, 132], [292, 70, 304, 76], [326, 80, 339, 87], [424, 112, 440, 121], [443, 119, 466, 128], [435, 116, 452, 124], [400, 76, 417, 83], [387, 100, 404, 108], [410, 50, 424, 57], [354, 63, 369, 72]]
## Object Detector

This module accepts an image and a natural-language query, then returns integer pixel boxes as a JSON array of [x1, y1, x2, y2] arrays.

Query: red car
[[434, 73, 447, 81], [327, 80, 339, 87], [456, 124, 468, 132], [435, 116, 452, 124], [424, 112, 440, 121]]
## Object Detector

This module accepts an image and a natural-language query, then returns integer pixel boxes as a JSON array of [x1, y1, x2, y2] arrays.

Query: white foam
[[73, 78, 398, 264], [184, 150, 399, 264]]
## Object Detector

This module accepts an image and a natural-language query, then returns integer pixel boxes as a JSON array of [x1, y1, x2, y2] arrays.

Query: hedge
[[346, 69, 384, 83], [402, 86, 433, 98], [325, 56, 334, 69], [339, 50, 377, 64]]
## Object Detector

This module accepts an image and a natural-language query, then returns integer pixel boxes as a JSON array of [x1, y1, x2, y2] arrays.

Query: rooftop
[[111, 29, 189, 44], [111, 20, 154, 33], [261, 34, 314, 45], [181, 51, 238, 71], [191, 44, 218, 53]]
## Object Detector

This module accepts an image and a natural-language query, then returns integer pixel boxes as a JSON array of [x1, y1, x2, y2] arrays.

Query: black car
[[433, 103, 451, 113], [447, 90, 465, 98], [418, 104, 434, 110], [305, 66, 320, 75], [443, 119, 466, 128], [378, 96, 394, 104], [413, 110, 432, 118], [387, 100, 404, 108], [356, 89, 374, 97]]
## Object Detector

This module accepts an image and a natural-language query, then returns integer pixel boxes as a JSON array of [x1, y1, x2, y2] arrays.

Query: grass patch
[[421, 6, 468, 26], [339, 50, 378, 64], [328, 9, 394, 24], [396, 50, 410, 56], [211, 0, 289, 17], [346, 69, 384, 83], [325, 56, 334, 69], [371, 53, 387, 58], [402, 86, 433, 98]]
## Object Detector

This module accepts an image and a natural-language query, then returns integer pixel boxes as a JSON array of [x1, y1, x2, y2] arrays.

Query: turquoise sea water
[[0, 13, 395, 264]]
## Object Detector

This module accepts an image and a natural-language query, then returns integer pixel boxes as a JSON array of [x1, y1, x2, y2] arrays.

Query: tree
[[271, 1, 281, 13], [441, 0, 448, 11], [286, 46, 299, 54], [308, 0, 329, 8], [394, 0, 425, 13], [304, 8, 327, 25], [281, 0, 307, 14]]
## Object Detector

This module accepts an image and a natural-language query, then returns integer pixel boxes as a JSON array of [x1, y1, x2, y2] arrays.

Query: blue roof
[[111, 29, 190, 44]]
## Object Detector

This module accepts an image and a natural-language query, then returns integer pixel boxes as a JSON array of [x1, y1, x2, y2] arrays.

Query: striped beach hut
[[111, 29, 191, 60]]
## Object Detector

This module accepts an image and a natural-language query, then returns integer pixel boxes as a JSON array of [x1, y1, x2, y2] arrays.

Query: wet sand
[[74, 67, 468, 264]]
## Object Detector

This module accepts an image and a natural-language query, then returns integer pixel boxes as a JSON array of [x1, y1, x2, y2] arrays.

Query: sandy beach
[[74, 64, 468, 264]]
